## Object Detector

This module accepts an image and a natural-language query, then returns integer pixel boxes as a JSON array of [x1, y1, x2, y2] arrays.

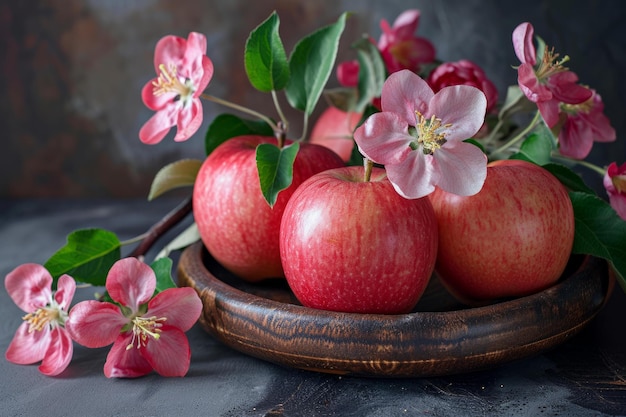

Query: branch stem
[[128, 196, 193, 258]]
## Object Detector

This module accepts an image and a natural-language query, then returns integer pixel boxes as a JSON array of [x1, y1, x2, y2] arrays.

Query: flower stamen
[[152, 63, 195, 100], [413, 111, 450, 154], [612, 175, 626, 194], [126, 316, 167, 350], [535, 46, 570, 81], [561, 95, 594, 115], [23, 307, 59, 333]]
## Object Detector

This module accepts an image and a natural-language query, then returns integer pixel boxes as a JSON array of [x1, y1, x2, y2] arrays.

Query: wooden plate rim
[[178, 242, 611, 377]]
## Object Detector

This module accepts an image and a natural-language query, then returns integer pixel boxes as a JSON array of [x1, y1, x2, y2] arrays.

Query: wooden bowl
[[178, 242, 612, 377]]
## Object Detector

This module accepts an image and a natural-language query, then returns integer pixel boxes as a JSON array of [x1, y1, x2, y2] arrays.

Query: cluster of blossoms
[[337, 12, 619, 212], [5, 258, 202, 377]]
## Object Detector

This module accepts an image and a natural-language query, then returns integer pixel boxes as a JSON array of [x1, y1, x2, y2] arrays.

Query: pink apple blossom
[[512, 22, 592, 127], [378, 9, 436, 74], [558, 90, 616, 159], [603, 162, 626, 221], [66, 258, 202, 378], [5, 264, 75, 376], [140, 32, 214, 144], [336, 59, 360, 87], [336, 9, 435, 87], [353, 70, 488, 198], [427, 60, 498, 113]]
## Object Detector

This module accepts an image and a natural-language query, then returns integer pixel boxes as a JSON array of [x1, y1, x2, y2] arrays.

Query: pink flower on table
[[66, 258, 202, 378], [427, 60, 499, 113], [5, 264, 75, 376], [353, 70, 488, 198], [603, 162, 626, 221], [558, 90, 616, 159], [512, 22, 592, 128], [140, 32, 214, 144], [336, 9, 435, 87]]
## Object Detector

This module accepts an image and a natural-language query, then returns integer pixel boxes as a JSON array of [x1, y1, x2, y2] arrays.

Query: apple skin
[[428, 159, 575, 302], [309, 107, 361, 162], [193, 135, 344, 282], [279, 166, 439, 314]]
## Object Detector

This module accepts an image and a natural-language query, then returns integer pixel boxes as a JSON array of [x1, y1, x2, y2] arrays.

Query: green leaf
[[542, 163, 595, 194], [256, 142, 300, 207], [205, 113, 274, 156], [148, 159, 203, 201], [498, 85, 534, 121], [569, 191, 626, 292], [244, 11, 290, 92], [509, 132, 554, 165], [285, 12, 348, 116], [150, 257, 177, 293], [44, 229, 121, 286], [353, 35, 386, 112]]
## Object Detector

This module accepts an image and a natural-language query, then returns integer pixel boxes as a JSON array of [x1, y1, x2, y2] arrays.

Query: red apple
[[279, 166, 438, 314], [428, 159, 575, 302], [193, 135, 344, 282], [309, 107, 361, 162]]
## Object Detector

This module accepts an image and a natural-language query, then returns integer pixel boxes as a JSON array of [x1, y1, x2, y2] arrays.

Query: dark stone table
[[1, 198, 625, 416]]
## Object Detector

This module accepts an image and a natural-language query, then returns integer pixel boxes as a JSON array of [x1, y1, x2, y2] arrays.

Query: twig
[[128, 196, 193, 258]]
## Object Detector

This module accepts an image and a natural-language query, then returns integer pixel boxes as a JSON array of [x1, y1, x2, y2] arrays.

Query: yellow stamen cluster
[[413, 111, 450, 155], [535, 46, 570, 81], [23, 308, 59, 333], [612, 175, 626, 194], [152, 63, 193, 99], [126, 316, 167, 350], [561, 95, 594, 115]]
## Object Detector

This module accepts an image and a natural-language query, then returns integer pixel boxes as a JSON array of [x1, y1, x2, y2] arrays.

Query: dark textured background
[[2, 0, 625, 198]]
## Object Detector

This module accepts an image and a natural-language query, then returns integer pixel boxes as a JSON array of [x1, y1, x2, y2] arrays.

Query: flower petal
[[104, 334, 153, 378], [537, 99, 560, 128], [385, 152, 435, 199], [66, 300, 128, 348], [142, 325, 191, 377], [512, 22, 536, 65], [517, 63, 551, 102], [195, 55, 215, 95], [173, 98, 203, 142], [549, 72, 592, 104], [381, 70, 433, 123], [141, 78, 175, 111], [183, 33, 212, 89], [38, 327, 73, 376], [5, 322, 50, 365], [558, 117, 593, 160], [139, 104, 179, 145], [54, 274, 76, 310], [336, 60, 359, 87], [428, 85, 487, 141], [431, 141, 488, 196], [147, 287, 202, 332], [353, 112, 413, 165], [106, 258, 156, 311], [5, 264, 52, 312], [153, 35, 187, 74]]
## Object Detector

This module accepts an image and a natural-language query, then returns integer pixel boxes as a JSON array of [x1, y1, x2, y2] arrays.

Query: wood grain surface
[[178, 242, 612, 377]]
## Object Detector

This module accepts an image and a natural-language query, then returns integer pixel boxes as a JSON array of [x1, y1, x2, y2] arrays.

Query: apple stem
[[364, 158, 374, 182], [276, 121, 287, 148]]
